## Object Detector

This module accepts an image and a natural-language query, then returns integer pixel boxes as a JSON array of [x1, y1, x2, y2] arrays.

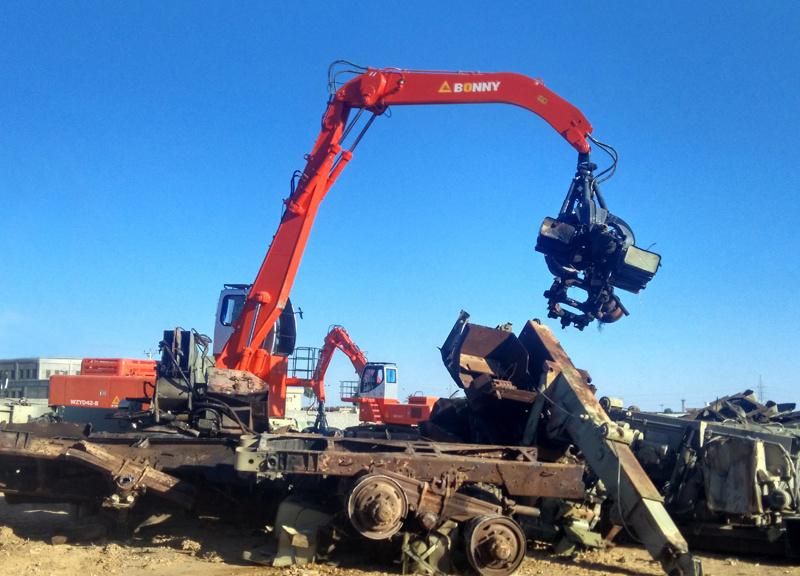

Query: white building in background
[[0, 358, 81, 399]]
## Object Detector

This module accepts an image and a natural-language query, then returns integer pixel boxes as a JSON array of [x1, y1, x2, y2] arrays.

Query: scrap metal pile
[[0, 312, 703, 576], [4, 317, 798, 574], [687, 390, 800, 426], [236, 312, 702, 575], [603, 390, 800, 557]]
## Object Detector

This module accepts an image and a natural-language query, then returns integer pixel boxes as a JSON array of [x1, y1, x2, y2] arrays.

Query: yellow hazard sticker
[[111, 396, 120, 408], [438, 81, 452, 93]]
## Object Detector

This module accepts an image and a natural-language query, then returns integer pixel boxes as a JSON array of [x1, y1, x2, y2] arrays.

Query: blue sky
[[2, 2, 798, 410]]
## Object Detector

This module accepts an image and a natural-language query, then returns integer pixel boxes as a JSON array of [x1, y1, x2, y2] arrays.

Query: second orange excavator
[[294, 325, 436, 431]]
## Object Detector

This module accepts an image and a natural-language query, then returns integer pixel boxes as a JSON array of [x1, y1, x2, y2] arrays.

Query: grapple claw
[[535, 152, 660, 329]]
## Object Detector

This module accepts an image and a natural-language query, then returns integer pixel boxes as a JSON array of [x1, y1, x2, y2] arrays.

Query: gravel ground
[[1, 495, 798, 576]]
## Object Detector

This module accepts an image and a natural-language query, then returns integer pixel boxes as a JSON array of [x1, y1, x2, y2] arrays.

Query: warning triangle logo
[[438, 81, 452, 93]]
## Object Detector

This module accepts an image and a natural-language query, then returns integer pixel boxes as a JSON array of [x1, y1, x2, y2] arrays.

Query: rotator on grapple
[[535, 138, 661, 330]]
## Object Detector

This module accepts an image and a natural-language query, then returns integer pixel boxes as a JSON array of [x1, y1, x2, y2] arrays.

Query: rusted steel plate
[[0, 427, 233, 505], [236, 434, 586, 499], [64, 441, 196, 509]]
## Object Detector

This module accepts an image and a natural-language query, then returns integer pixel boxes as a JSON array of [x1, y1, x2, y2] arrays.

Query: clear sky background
[[2, 2, 798, 411]]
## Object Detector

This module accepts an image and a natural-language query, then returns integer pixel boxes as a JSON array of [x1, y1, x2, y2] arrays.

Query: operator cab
[[356, 362, 398, 400], [213, 284, 297, 357]]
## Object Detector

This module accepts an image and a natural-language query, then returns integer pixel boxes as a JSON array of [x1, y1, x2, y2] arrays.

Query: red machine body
[[49, 375, 152, 410], [355, 395, 438, 427], [48, 358, 156, 409], [79, 358, 157, 378]]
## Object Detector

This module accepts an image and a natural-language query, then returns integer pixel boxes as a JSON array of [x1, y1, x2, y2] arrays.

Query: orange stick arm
[[217, 67, 594, 381], [307, 325, 368, 403], [336, 69, 592, 153]]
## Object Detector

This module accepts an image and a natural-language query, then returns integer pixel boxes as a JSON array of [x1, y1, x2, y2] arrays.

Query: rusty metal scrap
[[235, 433, 586, 499], [689, 389, 800, 426], [437, 311, 702, 576], [345, 470, 504, 539], [0, 429, 195, 510], [233, 430, 567, 576], [63, 441, 195, 509], [463, 514, 527, 576], [0, 312, 726, 576], [0, 426, 235, 509], [605, 398, 800, 558]]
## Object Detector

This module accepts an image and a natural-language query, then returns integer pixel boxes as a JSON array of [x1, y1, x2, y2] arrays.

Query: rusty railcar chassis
[[0, 423, 586, 576], [235, 432, 586, 574]]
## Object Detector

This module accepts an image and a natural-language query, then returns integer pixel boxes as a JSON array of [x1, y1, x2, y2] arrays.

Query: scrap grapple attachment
[[536, 151, 661, 329]]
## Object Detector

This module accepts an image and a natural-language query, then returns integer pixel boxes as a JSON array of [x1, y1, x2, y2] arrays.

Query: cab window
[[220, 294, 246, 326], [361, 366, 384, 393]]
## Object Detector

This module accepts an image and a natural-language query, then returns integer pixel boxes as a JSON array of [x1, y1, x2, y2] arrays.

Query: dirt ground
[[1, 495, 797, 576]]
